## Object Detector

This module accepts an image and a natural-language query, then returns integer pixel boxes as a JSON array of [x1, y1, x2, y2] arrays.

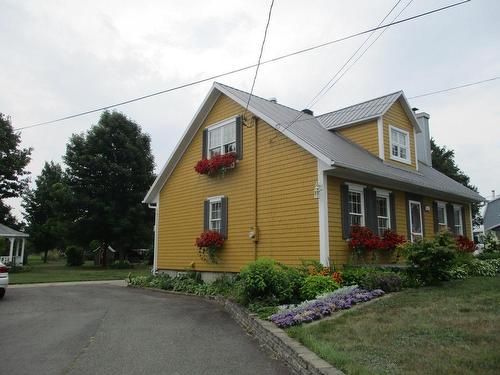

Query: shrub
[[402, 238, 456, 285], [298, 259, 325, 276], [486, 259, 500, 273], [477, 252, 500, 260], [380, 229, 406, 252], [467, 259, 497, 277], [6, 264, 32, 273], [239, 258, 303, 305], [341, 267, 374, 286], [483, 230, 500, 253], [149, 274, 173, 289], [300, 275, 339, 300], [128, 275, 153, 287], [65, 246, 84, 266], [41, 249, 62, 262], [359, 271, 403, 293], [456, 235, 475, 253]]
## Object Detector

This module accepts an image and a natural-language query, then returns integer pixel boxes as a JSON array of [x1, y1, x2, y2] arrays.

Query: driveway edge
[[128, 285, 344, 375]]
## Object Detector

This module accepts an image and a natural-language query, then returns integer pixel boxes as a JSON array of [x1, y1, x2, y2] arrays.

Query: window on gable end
[[389, 125, 411, 164]]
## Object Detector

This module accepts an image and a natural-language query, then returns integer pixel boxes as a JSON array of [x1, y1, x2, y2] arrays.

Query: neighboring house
[[144, 82, 483, 277], [0, 223, 28, 266], [484, 196, 500, 237]]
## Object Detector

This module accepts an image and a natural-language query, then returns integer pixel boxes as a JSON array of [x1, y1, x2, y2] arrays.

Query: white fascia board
[[377, 116, 384, 160], [399, 93, 422, 133], [214, 84, 333, 166], [143, 86, 221, 203]]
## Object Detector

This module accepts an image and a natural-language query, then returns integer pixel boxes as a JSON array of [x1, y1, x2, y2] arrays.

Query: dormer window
[[389, 125, 411, 164]]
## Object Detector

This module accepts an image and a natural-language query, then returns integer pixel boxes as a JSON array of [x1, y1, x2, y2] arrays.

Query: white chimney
[[492, 190, 496, 200], [415, 112, 431, 166]]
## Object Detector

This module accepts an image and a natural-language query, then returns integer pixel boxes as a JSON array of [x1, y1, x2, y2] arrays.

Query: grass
[[9, 256, 150, 284], [287, 276, 500, 375]]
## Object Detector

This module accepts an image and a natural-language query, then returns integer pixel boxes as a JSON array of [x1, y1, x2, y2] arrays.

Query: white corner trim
[[377, 117, 385, 160], [152, 194, 160, 273], [388, 124, 412, 165], [317, 159, 332, 266], [469, 203, 474, 235], [413, 129, 419, 171]]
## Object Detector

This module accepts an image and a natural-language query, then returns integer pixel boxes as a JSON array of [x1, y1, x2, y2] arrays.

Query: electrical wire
[[243, 0, 275, 123], [15, 0, 470, 132], [408, 76, 500, 99]]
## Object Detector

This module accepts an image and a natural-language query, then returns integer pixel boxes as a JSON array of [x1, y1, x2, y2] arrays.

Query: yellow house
[[144, 82, 483, 278]]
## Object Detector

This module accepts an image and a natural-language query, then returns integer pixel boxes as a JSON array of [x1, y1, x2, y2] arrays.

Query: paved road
[[0, 283, 291, 375]]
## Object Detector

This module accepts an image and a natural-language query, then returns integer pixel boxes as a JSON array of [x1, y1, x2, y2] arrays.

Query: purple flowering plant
[[269, 286, 384, 328]]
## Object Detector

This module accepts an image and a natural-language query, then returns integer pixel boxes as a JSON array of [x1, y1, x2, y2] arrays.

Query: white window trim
[[375, 190, 391, 234], [346, 183, 365, 227], [389, 125, 412, 165], [408, 200, 423, 242], [207, 196, 223, 232], [453, 204, 464, 236], [436, 201, 448, 227], [206, 116, 238, 159]]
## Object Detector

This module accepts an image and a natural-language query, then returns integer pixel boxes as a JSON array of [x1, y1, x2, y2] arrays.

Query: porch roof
[[0, 223, 29, 238]]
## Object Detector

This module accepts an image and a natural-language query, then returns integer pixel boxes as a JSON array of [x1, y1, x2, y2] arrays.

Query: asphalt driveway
[[0, 283, 290, 375]]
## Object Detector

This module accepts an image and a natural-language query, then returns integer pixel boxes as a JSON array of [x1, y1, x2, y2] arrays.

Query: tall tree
[[431, 138, 482, 227], [0, 114, 32, 226], [23, 162, 72, 262], [64, 111, 155, 265]]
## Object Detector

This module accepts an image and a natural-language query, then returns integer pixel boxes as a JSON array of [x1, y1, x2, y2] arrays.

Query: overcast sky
[[1, 0, 499, 220]]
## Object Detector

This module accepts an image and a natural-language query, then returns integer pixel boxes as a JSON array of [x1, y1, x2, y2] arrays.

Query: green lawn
[[9, 256, 151, 284], [288, 276, 500, 375]]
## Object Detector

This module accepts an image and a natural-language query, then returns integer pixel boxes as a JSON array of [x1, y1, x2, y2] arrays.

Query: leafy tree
[[64, 111, 155, 265], [23, 162, 72, 262], [431, 138, 482, 227], [0, 114, 32, 226]]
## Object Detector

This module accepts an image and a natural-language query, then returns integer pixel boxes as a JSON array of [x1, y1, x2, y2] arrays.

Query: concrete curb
[[128, 285, 344, 375]]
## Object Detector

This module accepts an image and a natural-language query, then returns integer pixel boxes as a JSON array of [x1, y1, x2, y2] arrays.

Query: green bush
[[149, 274, 172, 289], [300, 275, 339, 300], [467, 259, 497, 277], [477, 251, 500, 260], [239, 258, 303, 305], [359, 271, 403, 292], [65, 246, 84, 266], [402, 237, 456, 286], [297, 259, 325, 275], [341, 267, 374, 286], [128, 275, 153, 286], [483, 230, 500, 253], [7, 264, 32, 273], [41, 249, 62, 262]]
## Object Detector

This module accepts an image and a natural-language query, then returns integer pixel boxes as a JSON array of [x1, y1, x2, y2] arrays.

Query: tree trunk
[[43, 249, 48, 263]]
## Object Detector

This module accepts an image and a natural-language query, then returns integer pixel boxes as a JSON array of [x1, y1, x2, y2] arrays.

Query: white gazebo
[[0, 223, 28, 265]]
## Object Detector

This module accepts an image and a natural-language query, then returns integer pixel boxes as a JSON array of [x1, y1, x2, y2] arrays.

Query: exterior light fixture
[[314, 182, 322, 199]]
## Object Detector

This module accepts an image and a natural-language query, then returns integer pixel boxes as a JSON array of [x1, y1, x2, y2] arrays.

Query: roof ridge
[[214, 81, 315, 118], [316, 90, 403, 118]]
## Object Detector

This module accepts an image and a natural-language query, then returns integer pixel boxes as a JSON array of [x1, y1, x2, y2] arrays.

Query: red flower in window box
[[195, 230, 225, 263], [348, 225, 381, 255], [194, 153, 237, 176], [456, 235, 475, 253]]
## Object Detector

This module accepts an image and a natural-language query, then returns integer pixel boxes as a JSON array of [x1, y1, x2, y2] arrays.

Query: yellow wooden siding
[[326, 176, 473, 266], [383, 101, 417, 170], [157, 94, 318, 272], [337, 121, 379, 156]]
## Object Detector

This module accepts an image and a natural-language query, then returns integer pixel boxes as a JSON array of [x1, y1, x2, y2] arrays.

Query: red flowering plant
[[195, 230, 225, 263], [347, 225, 381, 261], [194, 152, 237, 176], [456, 235, 475, 253], [380, 229, 406, 252]]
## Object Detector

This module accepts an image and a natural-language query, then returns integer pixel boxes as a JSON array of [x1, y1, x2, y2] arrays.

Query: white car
[[0, 261, 8, 299]]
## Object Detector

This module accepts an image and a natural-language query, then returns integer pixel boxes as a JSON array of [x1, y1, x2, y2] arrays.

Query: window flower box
[[194, 152, 237, 177], [195, 230, 225, 263], [348, 225, 405, 262]]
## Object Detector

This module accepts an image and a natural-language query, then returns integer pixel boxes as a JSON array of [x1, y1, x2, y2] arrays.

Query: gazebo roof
[[0, 223, 29, 238]]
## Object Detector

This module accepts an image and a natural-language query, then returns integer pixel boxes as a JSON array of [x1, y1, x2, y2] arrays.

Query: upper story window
[[375, 190, 391, 236], [389, 125, 411, 164], [453, 204, 463, 235], [436, 201, 448, 231], [347, 184, 365, 227], [207, 120, 236, 158]]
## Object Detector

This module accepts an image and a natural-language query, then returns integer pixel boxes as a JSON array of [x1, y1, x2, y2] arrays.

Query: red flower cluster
[[456, 235, 475, 253], [332, 271, 343, 284], [195, 230, 225, 249], [348, 226, 405, 254], [194, 153, 237, 176]]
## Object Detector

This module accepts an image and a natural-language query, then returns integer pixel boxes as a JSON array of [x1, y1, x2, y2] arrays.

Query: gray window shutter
[[446, 203, 455, 234], [202, 129, 208, 159], [203, 199, 210, 231], [461, 206, 466, 235], [220, 197, 228, 238], [364, 188, 377, 234], [433, 201, 439, 234], [341, 184, 350, 239], [235, 116, 243, 160], [389, 193, 396, 232]]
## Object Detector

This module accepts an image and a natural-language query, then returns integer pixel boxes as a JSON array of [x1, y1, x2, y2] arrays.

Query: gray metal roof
[[484, 197, 500, 230], [0, 223, 29, 238], [215, 83, 483, 202], [317, 91, 402, 129]]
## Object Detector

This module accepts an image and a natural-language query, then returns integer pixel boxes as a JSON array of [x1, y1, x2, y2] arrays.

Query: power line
[[15, 0, 470, 132], [408, 76, 500, 99], [271, 0, 401, 140], [243, 0, 275, 122], [309, 0, 414, 109]]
